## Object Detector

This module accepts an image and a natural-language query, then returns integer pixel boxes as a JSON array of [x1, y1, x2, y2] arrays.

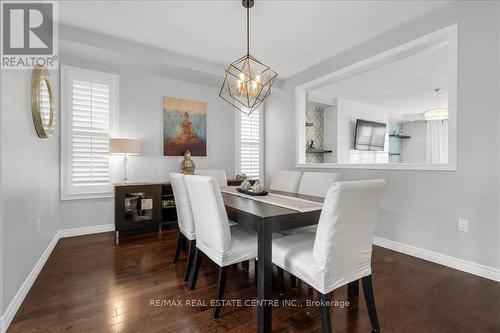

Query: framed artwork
[[163, 97, 207, 156]]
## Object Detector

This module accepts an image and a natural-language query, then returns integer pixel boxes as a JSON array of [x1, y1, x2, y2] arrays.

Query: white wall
[[266, 1, 500, 269], [1, 70, 60, 319], [402, 120, 426, 163]]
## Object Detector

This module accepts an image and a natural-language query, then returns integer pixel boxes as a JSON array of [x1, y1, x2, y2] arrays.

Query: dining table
[[220, 187, 325, 333]]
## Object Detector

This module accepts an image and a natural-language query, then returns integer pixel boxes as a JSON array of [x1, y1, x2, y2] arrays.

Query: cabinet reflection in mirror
[[296, 24, 457, 170]]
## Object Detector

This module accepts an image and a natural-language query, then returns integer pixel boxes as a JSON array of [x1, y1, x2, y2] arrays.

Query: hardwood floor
[[7, 230, 500, 333]]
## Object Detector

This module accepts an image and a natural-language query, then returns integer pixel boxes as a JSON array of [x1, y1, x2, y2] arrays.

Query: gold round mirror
[[31, 67, 55, 138]]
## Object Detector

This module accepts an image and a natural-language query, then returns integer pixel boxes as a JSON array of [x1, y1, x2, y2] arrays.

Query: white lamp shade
[[109, 138, 140, 155], [424, 108, 448, 121]]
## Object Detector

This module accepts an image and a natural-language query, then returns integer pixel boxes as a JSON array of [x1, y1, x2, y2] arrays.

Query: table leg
[[347, 280, 359, 297], [257, 222, 272, 333]]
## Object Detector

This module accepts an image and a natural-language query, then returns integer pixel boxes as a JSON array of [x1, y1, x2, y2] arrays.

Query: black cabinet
[[114, 182, 177, 243]]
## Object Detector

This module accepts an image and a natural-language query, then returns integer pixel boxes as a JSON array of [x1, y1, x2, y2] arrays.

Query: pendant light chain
[[246, 4, 250, 56]]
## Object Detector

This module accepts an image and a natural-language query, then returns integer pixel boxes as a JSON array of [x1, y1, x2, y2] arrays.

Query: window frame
[[60, 65, 119, 200], [234, 106, 265, 183]]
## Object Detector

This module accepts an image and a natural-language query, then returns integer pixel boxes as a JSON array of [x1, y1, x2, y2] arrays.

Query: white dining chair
[[286, 172, 340, 234], [297, 172, 340, 197], [272, 179, 386, 333], [170, 173, 197, 282], [195, 169, 228, 186], [184, 175, 258, 319], [269, 170, 302, 193]]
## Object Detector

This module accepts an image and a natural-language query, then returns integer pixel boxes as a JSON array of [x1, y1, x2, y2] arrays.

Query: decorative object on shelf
[[424, 88, 448, 121], [124, 192, 152, 219], [180, 149, 196, 175], [219, 0, 277, 116], [162, 199, 175, 208], [235, 173, 248, 181], [141, 198, 153, 210], [31, 66, 55, 138], [308, 140, 316, 150], [305, 122, 314, 127], [164, 97, 207, 156], [252, 180, 264, 193], [110, 138, 140, 182], [239, 179, 252, 191]]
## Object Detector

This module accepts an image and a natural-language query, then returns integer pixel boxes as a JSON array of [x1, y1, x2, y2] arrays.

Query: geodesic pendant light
[[219, 0, 278, 116]]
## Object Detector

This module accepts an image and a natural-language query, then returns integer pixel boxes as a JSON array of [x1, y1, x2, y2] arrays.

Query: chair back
[[184, 175, 231, 256], [169, 173, 196, 240], [297, 172, 340, 197], [195, 169, 228, 186], [269, 170, 302, 193], [313, 180, 386, 286]]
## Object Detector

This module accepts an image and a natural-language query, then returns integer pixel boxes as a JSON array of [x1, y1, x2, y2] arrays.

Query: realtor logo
[[1, 1, 58, 69]]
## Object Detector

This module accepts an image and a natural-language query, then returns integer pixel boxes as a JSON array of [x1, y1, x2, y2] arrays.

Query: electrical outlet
[[458, 218, 469, 232]]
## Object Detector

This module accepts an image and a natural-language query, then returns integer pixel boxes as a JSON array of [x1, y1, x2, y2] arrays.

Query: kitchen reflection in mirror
[[300, 26, 455, 167]]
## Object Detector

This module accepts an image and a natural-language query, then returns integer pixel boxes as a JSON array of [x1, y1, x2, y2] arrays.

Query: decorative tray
[[236, 188, 269, 196]]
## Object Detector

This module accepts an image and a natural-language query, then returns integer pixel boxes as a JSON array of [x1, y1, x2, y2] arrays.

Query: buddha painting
[[163, 97, 207, 156]]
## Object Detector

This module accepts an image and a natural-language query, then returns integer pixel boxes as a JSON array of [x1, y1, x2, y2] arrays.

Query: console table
[[114, 182, 177, 244]]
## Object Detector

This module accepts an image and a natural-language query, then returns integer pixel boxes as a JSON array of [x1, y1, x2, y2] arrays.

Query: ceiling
[[311, 43, 449, 116], [58, 1, 450, 79]]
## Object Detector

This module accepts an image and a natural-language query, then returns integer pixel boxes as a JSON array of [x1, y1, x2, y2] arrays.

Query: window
[[61, 66, 119, 200], [235, 107, 264, 180]]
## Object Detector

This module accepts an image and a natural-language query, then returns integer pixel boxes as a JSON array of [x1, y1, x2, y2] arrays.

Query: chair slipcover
[[185, 175, 257, 267], [195, 169, 228, 186], [285, 172, 340, 234], [272, 179, 386, 294], [169, 173, 196, 240], [269, 170, 302, 193], [297, 172, 340, 197]]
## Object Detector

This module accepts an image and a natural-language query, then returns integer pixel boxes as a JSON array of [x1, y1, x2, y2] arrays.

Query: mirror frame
[[295, 24, 458, 171], [31, 66, 56, 138]]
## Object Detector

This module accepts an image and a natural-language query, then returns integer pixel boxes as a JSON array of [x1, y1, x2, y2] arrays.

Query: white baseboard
[[1, 232, 59, 333], [58, 224, 115, 238], [373, 236, 500, 282], [1, 224, 115, 333]]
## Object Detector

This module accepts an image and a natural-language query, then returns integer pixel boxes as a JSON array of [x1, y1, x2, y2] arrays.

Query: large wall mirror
[[31, 66, 56, 139], [296, 25, 457, 170]]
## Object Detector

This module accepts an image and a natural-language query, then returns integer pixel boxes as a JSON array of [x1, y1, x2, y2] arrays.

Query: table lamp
[[109, 138, 140, 182]]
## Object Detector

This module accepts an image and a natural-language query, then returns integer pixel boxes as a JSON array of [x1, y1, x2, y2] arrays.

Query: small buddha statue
[[181, 149, 195, 175]]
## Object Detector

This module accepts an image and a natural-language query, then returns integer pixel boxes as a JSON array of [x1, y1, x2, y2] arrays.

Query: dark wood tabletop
[[221, 189, 324, 333]]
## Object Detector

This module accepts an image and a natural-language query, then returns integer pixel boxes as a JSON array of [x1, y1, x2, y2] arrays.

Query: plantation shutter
[[71, 80, 111, 186], [61, 65, 118, 200], [240, 109, 261, 179]]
